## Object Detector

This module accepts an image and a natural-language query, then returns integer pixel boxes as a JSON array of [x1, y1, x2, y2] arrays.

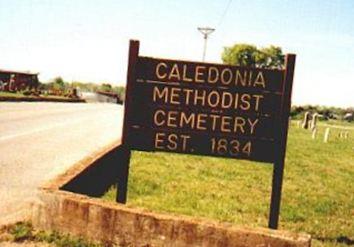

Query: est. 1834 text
[[154, 132, 252, 158]]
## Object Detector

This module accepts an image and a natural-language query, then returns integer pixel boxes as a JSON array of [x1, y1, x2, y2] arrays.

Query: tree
[[113, 86, 126, 101], [51, 77, 65, 91], [53, 77, 64, 86], [222, 44, 285, 69], [257, 46, 284, 69], [221, 44, 258, 67], [71, 82, 99, 92], [100, 83, 112, 92]]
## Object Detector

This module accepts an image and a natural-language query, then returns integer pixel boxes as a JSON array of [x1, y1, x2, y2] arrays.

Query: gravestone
[[324, 128, 330, 143], [302, 112, 310, 129], [310, 113, 319, 130], [312, 128, 317, 139]]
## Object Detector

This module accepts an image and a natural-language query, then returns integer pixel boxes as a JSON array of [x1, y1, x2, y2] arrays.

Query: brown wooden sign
[[124, 56, 285, 163], [118, 40, 296, 230]]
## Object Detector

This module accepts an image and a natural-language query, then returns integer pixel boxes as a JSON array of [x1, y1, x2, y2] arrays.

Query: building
[[0, 69, 39, 91]]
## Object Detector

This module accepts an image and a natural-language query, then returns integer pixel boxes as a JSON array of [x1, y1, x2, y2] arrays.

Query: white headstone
[[312, 128, 317, 139], [310, 113, 319, 130], [324, 128, 330, 143]]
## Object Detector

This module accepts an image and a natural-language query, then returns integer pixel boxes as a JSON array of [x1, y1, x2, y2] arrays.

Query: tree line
[[221, 44, 353, 121], [37, 43, 352, 120], [291, 105, 353, 121], [39, 77, 125, 100]]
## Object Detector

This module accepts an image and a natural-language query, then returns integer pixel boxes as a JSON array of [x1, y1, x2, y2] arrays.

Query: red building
[[0, 69, 39, 91]]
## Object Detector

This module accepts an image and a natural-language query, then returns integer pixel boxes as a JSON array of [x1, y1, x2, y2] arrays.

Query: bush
[[22, 90, 32, 96], [9, 222, 33, 242]]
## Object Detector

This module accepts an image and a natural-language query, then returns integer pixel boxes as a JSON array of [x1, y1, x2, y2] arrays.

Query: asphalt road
[[0, 102, 123, 224]]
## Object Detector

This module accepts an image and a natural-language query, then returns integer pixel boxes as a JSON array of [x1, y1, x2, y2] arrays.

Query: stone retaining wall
[[31, 141, 311, 247]]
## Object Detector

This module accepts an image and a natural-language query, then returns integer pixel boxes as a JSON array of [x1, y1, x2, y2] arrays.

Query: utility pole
[[197, 27, 215, 62]]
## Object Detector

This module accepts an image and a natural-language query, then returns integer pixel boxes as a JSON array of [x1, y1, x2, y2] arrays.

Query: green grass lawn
[[103, 122, 354, 247], [320, 119, 354, 128], [0, 91, 25, 98], [0, 91, 70, 100]]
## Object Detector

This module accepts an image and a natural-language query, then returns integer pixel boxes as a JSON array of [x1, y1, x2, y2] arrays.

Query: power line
[[217, 0, 233, 28], [197, 0, 232, 61]]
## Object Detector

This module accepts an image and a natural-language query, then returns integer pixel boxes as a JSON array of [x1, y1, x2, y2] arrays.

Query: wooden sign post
[[268, 54, 296, 229], [117, 40, 296, 229]]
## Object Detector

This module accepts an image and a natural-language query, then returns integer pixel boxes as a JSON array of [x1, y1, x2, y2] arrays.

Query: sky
[[0, 0, 353, 107]]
